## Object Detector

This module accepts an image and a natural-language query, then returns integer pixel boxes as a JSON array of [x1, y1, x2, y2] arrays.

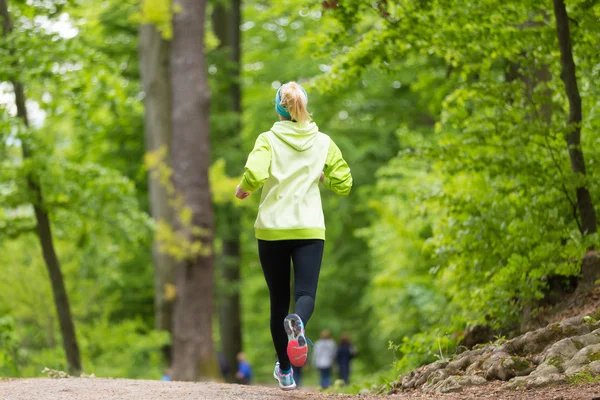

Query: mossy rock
[[562, 324, 579, 337], [567, 370, 600, 386], [549, 324, 563, 335], [573, 340, 585, 350], [511, 357, 531, 372], [589, 309, 600, 322], [589, 351, 600, 362], [547, 356, 564, 371]]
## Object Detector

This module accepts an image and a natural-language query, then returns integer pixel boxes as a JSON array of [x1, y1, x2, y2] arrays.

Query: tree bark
[[1, 0, 82, 375], [212, 0, 243, 384], [552, 0, 597, 236], [218, 231, 242, 382], [170, 0, 219, 381], [139, 22, 175, 333]]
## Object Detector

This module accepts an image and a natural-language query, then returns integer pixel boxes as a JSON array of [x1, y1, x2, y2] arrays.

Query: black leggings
[[258, 239, 324, 371]]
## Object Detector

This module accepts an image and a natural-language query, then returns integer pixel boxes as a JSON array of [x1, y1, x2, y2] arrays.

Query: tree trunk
[[552, 0, 597, 236], [1, 0, 82, 376], [212, 0, 243, 384], [218, 231, 242, 382], [139, 22, 175, 333], [170, 0, 219, 381]]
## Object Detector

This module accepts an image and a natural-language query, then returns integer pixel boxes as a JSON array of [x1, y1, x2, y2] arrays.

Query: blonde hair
[[279, 82, 311, 125]]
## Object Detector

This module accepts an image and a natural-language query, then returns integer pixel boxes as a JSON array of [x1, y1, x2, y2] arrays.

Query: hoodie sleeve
[[239, 133, 271, 192], [323, 139, 352, 196]]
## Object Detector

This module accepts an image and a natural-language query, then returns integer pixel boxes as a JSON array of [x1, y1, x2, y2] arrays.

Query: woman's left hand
[[236, 185, 250, 200]]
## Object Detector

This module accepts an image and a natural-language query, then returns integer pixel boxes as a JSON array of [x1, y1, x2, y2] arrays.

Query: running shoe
[[284, 314, 308, 367], [273, 362, 296, 390]]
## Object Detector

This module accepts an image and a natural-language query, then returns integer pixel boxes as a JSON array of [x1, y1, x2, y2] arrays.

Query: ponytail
[[276, 82, 311, 125]]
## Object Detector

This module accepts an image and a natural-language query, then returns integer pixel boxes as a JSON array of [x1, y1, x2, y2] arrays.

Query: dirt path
[[0, 378, 362, 400], [1, 378, 600, 400]]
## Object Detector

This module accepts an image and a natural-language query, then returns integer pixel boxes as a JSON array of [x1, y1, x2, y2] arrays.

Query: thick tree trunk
[[552, 0, 597, 236], [1, 0, 82, 376], [139, 23, 175, 333], [212, 0, 243, 383], [170, 0, 219, 381]]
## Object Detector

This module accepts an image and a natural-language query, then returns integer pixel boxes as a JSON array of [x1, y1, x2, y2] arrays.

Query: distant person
[[337, 333, 357, 385], [235, 81, 352, 391], [292, 365, 303, 388], [313, 330, 337, 389], [235, 352, 253, 385], [217, 351, 230, 382], [160, 368, 172, 381]]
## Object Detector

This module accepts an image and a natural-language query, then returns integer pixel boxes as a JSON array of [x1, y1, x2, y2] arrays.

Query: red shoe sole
[[287, 339, 308, 367]]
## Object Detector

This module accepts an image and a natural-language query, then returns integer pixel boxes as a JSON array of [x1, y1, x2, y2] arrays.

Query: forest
[[1, 0, 600, 393]]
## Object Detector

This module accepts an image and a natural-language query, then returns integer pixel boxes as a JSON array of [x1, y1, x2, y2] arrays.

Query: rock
[[465, 358, 485, 375], [402, 360, 447, 389], [531, 355, 544, 365], [564, 343, 600, 375], [423, 375, 461, 394], [446, 354, 473, 374], [511, 356, 535, 376], [435, 376, 462, 394], [532, 363, 561, 376], [527, 373, 566, 388], [422, 369, 450, 391], [575, 329, 600, 347], [504, 376, 528, 390], [359, 388, 371, 395], [425, 374, 487, 394], [502, 320, 592, 356], [483, 352, 513, 380], [505, 372, 566, 389], [549, 338, 580, 358], [589, 360, 600, 375], [459, 375, 487, 387], [394, 312, 600, 396]]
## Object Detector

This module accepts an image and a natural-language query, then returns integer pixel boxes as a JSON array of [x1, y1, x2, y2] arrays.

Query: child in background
[[337, 333, 357, 385], [235, 352, 253, 385], [313, 330, 337, 389]]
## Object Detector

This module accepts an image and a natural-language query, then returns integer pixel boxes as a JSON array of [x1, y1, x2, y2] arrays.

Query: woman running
[[235, 81, 352, 390]]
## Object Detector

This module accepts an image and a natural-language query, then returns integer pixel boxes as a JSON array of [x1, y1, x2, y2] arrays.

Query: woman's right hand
[[236, 184, 250, 200]]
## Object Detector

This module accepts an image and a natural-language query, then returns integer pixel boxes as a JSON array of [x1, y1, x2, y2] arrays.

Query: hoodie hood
[[270, 121, 319, 151]]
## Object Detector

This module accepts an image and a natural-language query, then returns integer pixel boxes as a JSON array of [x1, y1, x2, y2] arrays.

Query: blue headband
[[275, 83, 308, 119]]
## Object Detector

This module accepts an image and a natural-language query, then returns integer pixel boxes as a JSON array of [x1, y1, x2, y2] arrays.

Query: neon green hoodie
[[240, 121, 352, 241]]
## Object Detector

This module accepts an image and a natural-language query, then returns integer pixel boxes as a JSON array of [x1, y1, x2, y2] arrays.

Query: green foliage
[[0, 317, 21, 376], [389, 330, 459, 375], [145, 147, 212, 261], [79, 319, 170, 379], [314, 0, 600, 378], [136, 0, 177, 39]]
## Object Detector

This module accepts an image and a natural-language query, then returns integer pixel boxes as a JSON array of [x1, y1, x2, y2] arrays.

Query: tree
[[169, 0, 219, 381], [212, 0, 243, 383], [140, 18, 175, 332], [552, 0, 597, 236], [0, 0, 82, 375]]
